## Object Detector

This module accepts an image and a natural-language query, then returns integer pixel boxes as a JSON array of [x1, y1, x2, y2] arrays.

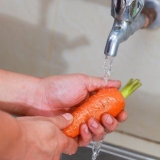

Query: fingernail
[[84, 125, 89, 133], [62, 113, 73, 121], [123, 113, 128, 120], [91, 119, 98, 128], [105, 115, 113, 124]]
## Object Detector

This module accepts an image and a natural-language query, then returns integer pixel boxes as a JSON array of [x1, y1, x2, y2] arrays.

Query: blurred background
[[0, 0, 160, 157]]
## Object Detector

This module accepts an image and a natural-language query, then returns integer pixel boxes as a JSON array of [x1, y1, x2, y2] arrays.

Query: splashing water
[[91, 56, 114, 160], [91, 141, 102, 160]]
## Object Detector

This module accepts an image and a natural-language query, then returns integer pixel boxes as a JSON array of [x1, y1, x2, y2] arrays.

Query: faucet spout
[[104, 20, 128, 57], [105, 34, 119, 58], [104, 0, 145, 57], [105, 0, 160, 57], [105, 14, 146, 57]]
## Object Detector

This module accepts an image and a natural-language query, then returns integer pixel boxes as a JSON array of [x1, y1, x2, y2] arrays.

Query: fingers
[[49, 113, 73, 130], [101, 114, 118, 134], [78, 113, 127, 147], [78, 117, 106, 146], [78, 116, 119, 145], [116, 110, 128, 122], [87, 117, 105, 142], [51, 113, 78, 155], [78, 123, 92, 146], [63, 137, 78, 155], [82, 75, 121, 92], [106, 80, 121, 89], [48, 113, 78, 156]]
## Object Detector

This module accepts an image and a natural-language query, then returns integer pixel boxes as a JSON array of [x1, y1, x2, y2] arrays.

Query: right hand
[[16, 113, 78, 160]]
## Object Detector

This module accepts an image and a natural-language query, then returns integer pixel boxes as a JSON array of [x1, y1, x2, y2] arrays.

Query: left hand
[[27, 74, 121, 116], [26, 74, 128, 146]]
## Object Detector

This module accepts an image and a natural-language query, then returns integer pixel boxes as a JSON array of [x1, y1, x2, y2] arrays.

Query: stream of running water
[[91, 56, 114, 160]]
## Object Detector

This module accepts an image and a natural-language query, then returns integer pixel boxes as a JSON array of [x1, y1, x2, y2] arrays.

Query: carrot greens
[[120, 79, 142, 98]]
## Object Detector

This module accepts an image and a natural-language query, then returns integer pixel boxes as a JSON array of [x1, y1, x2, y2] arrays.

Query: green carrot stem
[[120, 79, 142, 98]]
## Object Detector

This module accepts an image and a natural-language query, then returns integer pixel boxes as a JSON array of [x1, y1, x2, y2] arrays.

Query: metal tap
[[104, 0, 160, 57]]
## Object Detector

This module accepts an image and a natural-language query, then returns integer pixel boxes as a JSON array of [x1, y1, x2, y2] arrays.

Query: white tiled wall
[[0, 0, 160, 156]]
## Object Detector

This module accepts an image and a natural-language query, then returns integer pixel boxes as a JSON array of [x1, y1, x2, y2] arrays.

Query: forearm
[[0, 69, 40, 115], [0, 110, 23, 160]]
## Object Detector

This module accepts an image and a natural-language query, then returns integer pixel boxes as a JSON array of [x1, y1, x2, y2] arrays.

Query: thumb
[[51, 113, 73, 130]]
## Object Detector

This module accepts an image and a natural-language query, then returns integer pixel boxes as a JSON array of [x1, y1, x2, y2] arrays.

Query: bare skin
[[0, 69, 127, 159], [0, 111, 77, 160]]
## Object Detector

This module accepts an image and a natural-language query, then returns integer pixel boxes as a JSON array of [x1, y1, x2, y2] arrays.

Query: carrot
[[63, 79, 142, 138]]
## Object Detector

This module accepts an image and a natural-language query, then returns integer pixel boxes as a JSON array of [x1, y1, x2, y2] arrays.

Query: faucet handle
[[111, 0, 145, 22]]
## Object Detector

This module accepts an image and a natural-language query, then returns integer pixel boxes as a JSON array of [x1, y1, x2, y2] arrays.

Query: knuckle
[[92, 129, 105, 141], [79, 133, 92, 147], [83, 135, 92, 143], [95, 127, 104, 136], [107, 122, 119, 133]]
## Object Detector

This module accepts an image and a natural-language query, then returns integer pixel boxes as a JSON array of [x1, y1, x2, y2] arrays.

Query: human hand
[[26, 74, 127, 146], [15, 113, 77, 160], [27, 74, 122, 116], [77, 111, 127, 146], [0, 71, 127, 148]]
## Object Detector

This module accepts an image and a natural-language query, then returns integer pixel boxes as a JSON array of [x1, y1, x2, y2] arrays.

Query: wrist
[[0, 69, 41, 115], [14, 76, 42, 115]]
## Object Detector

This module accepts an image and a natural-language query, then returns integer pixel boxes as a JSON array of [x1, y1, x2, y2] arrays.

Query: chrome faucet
[[104, 0, 160, 57]]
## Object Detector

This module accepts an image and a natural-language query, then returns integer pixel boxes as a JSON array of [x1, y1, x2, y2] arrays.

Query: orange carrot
[[63, 79, 142, 138]]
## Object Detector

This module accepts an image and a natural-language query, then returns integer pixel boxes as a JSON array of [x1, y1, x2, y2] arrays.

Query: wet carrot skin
[[63, 88, 125, 138]]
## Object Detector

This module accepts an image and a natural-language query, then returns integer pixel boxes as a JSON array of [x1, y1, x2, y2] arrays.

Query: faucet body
[[111, 0, 144, 22], [105, 0, 160, 57]]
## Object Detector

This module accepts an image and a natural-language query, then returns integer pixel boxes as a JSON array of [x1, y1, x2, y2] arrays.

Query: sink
[[61, 142, 159, 160]]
